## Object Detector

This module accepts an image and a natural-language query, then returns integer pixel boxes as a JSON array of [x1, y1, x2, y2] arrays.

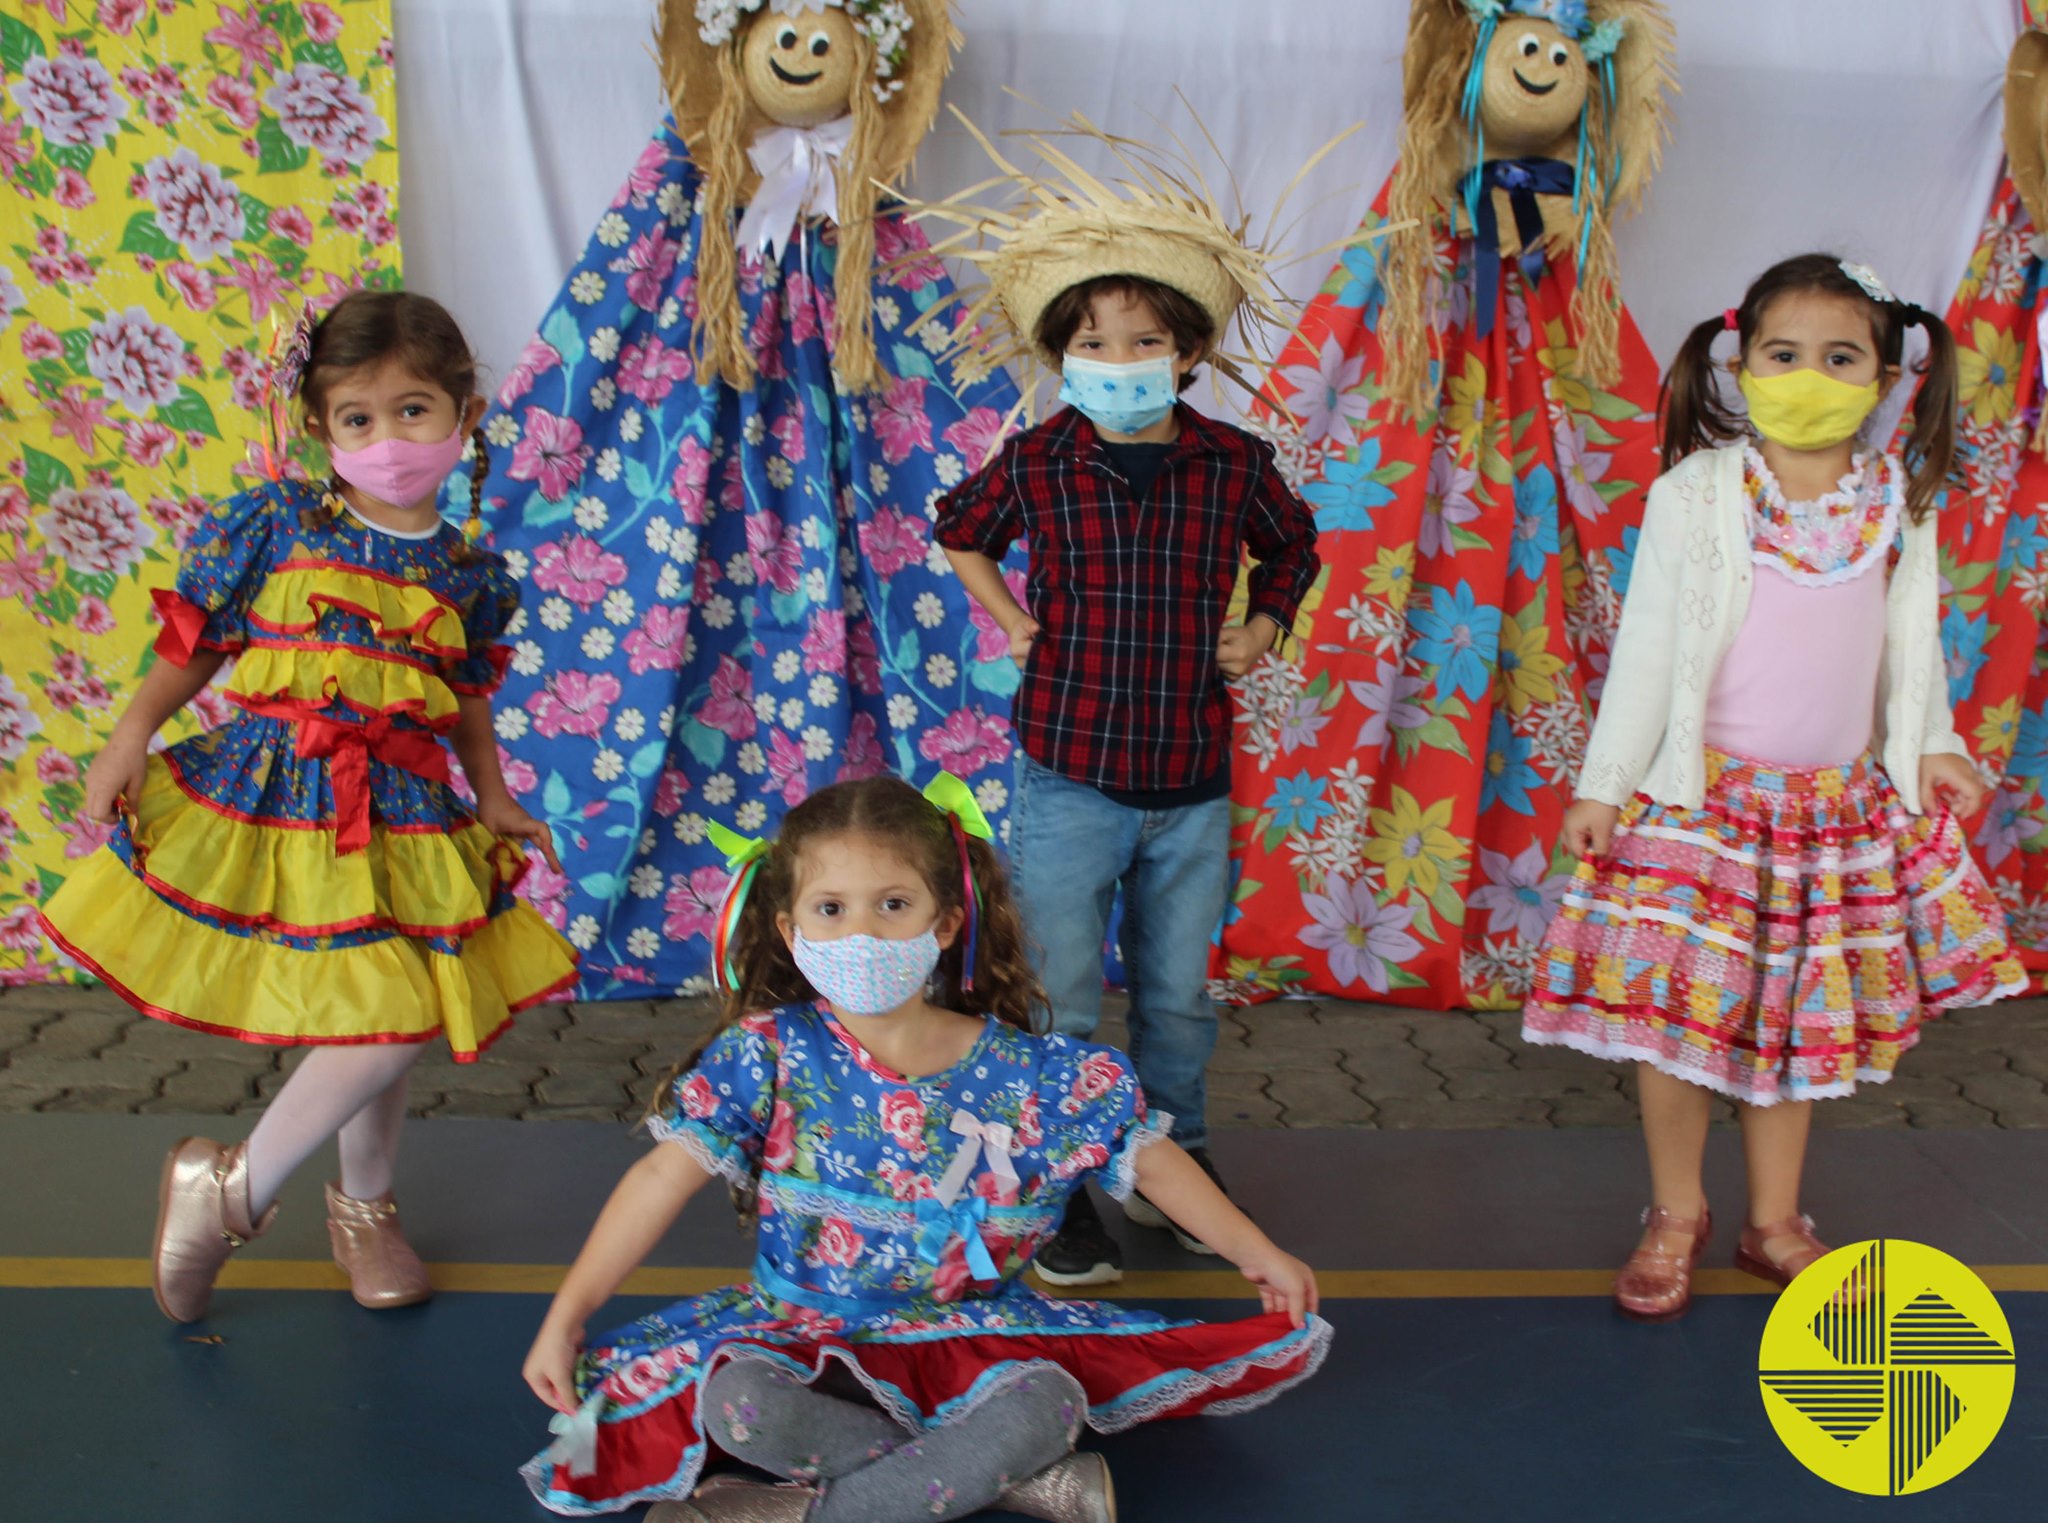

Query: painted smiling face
[[1476, 18, 1589, 156], [741, 6, 860, 127]]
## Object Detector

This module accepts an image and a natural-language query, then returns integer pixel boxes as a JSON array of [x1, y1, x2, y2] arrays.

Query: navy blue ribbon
[[1465, 157, 1577, 339]]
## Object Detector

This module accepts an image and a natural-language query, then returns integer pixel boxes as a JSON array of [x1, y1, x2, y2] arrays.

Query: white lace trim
[[646, 1114, 752, 1187], [1740, 445, 1901, 588], [1093, 1314, 1335, 1432], [1100, 1111, 1173, 1202], [1517, 1024, 1905, 1108]]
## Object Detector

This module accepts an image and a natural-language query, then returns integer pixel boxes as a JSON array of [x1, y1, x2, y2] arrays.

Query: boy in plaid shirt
[[937, 269, 1318, 1285]]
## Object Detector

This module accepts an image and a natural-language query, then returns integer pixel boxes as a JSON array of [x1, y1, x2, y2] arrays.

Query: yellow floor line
[[8, 1258, 2048, 1297]]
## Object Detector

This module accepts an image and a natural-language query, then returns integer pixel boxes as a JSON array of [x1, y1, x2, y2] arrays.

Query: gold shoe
[[325, 1182, 433, 1309], [1001, 1452, 1116, 1523], [645, 1475, 815, 1522], [152, 1137, 275, 1324]]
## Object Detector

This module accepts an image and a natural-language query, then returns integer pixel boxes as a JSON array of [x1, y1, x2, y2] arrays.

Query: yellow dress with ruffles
[[39, 480, 577, 1060]]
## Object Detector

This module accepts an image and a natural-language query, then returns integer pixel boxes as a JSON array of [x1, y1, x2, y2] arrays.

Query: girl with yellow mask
[[1520, 253, 2026, 1322]]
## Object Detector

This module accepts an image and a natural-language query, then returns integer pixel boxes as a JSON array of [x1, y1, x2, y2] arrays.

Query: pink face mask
[[328, 423, 468, 509]]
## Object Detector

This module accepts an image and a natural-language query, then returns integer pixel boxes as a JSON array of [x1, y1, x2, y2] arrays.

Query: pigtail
[[1657, 314, 1744, 474], [828, 31, 886, 393], [937, 834, 1048, 1035], [1897, 304, 1958, 525], [439, 421, 490, 566], [695, 43, 756, 389]]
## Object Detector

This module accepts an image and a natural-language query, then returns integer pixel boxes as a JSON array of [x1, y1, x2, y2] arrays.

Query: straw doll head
[[2007, 27, 2048, 242], [1382, 0, 1674, 417], [661, 0, 957, 392]]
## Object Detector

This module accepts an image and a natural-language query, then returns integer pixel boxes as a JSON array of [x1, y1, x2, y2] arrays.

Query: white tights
[[243, 1044, 426, 1217]]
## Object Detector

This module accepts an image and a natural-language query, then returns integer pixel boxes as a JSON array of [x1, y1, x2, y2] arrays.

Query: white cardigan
[[1575, 444, 1969, 815]]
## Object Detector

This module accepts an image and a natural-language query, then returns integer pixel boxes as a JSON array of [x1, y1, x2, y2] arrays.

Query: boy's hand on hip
[[1216, 618, 1277, 678], [1006, 615, 1040, 667], [1919, 753, 1988, 819]]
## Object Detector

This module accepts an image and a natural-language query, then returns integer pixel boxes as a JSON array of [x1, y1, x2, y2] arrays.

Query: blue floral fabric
[[466, 122, 1027, 997]]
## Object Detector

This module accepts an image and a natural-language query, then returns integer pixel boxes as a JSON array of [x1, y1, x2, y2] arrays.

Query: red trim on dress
[[36, 914, 519, 1058], [159, 747, 468, 835], [264, 558, 467, 655], [228, 689, 456, 736], [127, 861, 496, 942], [240, 629, 442, 675], [150, 588, 213, 668]]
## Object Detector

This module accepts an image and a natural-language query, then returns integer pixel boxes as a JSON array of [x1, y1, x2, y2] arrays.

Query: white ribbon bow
[[934, 1109, 1019, 1207], [735, 116, 855, 260], [544, 1389, 606, 1478]]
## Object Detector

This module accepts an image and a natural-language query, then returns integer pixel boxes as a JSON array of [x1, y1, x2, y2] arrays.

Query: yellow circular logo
[[1758, 1240, 2015, 1495]]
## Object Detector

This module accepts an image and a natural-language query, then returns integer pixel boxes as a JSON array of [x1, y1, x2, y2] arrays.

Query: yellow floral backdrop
[[0, 0, 399, 981]]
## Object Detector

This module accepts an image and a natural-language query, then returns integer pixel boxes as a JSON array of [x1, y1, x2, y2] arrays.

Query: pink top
[[1701, 447, 1901, 770], [1702, 559, 1886, 768]]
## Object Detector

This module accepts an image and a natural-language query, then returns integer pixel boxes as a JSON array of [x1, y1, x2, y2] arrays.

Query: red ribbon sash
[[294, 713, 451, 854]]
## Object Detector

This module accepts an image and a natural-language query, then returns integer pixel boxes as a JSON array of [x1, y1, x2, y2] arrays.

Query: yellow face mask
[[1737, 367, 1882, 452]]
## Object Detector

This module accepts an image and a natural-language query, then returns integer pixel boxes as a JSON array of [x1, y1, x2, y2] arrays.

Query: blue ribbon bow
[[915, 1195, 999, 1284], [1463, 157, 1576, 340]]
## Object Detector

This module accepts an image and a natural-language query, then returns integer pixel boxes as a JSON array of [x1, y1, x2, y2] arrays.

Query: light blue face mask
[[1058, 354, 1176, 436]]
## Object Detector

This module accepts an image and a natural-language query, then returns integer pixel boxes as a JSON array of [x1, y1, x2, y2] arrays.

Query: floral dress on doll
[[522, 1002, 1332, 1514], [39, 479, 578, 1058]]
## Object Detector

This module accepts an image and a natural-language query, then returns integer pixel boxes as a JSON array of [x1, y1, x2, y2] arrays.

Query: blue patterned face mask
[[791, 928, 940, 1017], [1058, 354, 1176, 436]]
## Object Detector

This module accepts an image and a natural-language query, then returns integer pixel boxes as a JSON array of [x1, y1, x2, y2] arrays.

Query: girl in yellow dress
[[39, 291, 577, 1322]]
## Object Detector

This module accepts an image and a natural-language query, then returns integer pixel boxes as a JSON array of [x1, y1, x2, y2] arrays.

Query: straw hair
[[898, 102, 1375, 416], [2008, 29, 2048, 242], [658, 0, 960, 392], [1381, 0, 1675, 419]]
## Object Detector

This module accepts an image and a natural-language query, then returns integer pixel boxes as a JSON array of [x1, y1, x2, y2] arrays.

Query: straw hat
[[2008, 28, 2048, 235], [902, 109, 1367, 396], [659, 0, 956, 201]]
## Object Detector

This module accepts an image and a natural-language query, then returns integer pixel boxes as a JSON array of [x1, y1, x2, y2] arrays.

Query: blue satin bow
[[1464, 157, 1576, 340], [915, 1195, 999, 1283]]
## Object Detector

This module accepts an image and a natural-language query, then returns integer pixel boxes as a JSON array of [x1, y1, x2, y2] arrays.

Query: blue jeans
[[1008, 753, 1229, 1150]]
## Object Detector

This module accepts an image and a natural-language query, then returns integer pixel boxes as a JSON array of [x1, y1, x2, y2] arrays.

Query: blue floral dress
[[38, 480, 577, 1058], [468, 123, 1028, 999], [523, 1003, 1331, 1514]]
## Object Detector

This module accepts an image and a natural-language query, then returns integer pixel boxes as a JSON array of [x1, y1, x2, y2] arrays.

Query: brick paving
[[4, 983, 2048, 1128]]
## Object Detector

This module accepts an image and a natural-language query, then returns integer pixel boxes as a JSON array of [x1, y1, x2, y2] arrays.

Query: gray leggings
[[700, 1358, 1086, 1522]]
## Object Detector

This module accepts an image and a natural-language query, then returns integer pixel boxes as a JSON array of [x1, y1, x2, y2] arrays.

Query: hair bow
[[921, 773, 990, 989], [706, 820, 775, 991]]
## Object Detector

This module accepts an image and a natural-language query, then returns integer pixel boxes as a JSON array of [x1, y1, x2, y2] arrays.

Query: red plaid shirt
[[935, 405, 1320, 793]]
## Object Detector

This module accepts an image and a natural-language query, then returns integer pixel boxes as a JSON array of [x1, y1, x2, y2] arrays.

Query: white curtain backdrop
[[393, 0, 2015, 400]]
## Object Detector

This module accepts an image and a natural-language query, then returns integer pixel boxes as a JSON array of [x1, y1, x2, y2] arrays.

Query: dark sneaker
[[1122, 1147, 1226, 1256], [1032, 1186, 1123, 1286]]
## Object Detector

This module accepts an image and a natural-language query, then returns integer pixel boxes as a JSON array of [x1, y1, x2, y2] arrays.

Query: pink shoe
[[1734, 1214, 1831, 1288], [325, 1182, 434, 1309], [151, 1137, 276, 1324], [1614, 1204, 1711, 1323]]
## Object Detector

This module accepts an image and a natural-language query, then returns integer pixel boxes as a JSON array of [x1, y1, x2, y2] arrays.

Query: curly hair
[[649, 775, 1047, 1226]]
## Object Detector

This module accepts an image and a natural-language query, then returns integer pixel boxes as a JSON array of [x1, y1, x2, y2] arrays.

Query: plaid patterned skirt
[[1522, 751, 2026, 1105]]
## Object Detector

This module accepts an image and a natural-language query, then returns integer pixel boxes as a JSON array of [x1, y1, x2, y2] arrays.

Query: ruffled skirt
[[1522, 750, 2026, 1104], [522, 1280, 1331, 1515], [39, 715, 577, 1059]]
